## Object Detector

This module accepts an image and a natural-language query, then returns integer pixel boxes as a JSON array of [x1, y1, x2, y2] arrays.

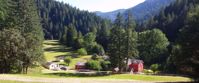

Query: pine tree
[[66, 24, 77, 47], [0, 0, 7, 22], [60, 26, 68, 45], [73, 31, 84, 49], [124, 11, 138, 71], [173, 5, 199, 78], [108, 13, 126, 72], [0, 28, 26, 73], [96, 20, 110, 51], [8, 0, 44, 73]]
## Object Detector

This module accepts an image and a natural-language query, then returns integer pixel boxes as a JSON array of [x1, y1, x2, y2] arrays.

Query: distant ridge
[[96, 0, 175, 22]]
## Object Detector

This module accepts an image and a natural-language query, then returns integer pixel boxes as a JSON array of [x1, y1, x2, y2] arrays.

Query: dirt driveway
[[0, 74, 154, 83]]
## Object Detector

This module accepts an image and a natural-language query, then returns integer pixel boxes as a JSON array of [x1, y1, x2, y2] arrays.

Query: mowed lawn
[[0, 80, 40, 83], [43, 40, 72, 61], [0, 80, 26, 83], [97, 74, 192, 82], [31, 73, 191, 82], [0, 74, 191, 83], [43, 40, 91, 68]]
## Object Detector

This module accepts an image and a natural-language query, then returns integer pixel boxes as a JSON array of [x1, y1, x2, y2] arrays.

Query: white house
[[44, 62, 60, 71]]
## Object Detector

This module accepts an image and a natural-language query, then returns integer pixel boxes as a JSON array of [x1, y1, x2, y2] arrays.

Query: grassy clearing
[[17, 73, 191, 82], [96, 74, 191, 82], [43, 40, 91, 68], [43, 40, 72, 61], [0, 80, 39, 83], [69, 55, 91, 68], [19, 40, 191, 82]]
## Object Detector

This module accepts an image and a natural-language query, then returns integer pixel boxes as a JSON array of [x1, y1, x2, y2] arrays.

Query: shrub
[[91, 54, 101, 60], [143, 69, 153, 74], [85, 60, 102, 71], [100, 60, 111, 71], [92, 44, 105, 55], [150, 64, 160, 73], [64, 56, 72, 66], [77, 48, 87, 55]]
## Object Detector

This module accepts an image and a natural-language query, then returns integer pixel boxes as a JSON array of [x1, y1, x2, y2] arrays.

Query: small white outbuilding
[[44, 62, 60, 71]]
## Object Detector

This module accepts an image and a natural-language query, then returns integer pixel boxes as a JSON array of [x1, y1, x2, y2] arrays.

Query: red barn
[[75, 62, 85, 70], [128, 60, 144, 72]]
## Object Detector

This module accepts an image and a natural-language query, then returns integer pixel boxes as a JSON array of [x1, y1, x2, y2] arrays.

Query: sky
[[56, 0, 145, 12]]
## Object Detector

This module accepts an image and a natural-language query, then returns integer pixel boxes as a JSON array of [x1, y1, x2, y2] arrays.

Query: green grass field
[[97, 74, 191, 82], [4, 40, 190, 82], [6, 73, 191, 82], [0, 80, 25, 83], [43, 40, 91, 68], [43, 40, 72, 61]]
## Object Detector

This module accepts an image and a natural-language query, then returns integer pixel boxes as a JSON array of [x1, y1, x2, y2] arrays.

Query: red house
[[75, 62, 86, 70], [128, 60, 144, 72]]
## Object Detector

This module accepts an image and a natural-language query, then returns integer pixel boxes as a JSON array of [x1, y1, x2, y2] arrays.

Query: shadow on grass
[[43, 72, 111, 78], [156, 82, 199, 83], [44, 42, 61, 46], [55, 54, 80, 60], [44, 47, 74, 52]]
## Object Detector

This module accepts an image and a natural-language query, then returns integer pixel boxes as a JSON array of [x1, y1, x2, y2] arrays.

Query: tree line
[[36, 0, 110, 40]]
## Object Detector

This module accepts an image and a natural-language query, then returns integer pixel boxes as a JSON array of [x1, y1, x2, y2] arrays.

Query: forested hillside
[[36, 0, 110, 40], [141, 0, 199, 42], [141, 0, 199, 77]]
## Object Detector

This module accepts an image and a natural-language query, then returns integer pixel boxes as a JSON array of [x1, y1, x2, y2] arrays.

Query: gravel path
[[0, 74, 154, 83]]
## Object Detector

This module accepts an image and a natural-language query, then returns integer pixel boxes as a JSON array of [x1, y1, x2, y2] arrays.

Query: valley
[[0, 40, 191, 83], [0, 0, 199, 83]]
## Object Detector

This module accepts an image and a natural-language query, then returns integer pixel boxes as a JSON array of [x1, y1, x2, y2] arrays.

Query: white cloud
[[56, 0, 145, 12]]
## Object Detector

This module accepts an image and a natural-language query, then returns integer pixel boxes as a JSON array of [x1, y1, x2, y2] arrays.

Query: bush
[[143, 69, 153, 74], [100, 60, 111, 71], [77, 48, 87, 55], [91, 54, 101, 60], [92, 44, 105, 55], [150, 64, 160, 73], [64, 56, 72, 66], [85, 60, 102, 71]]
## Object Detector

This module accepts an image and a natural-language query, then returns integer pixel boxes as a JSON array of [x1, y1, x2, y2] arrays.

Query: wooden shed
[[128, 60, 144, 72], [75, 62, 86, 70]]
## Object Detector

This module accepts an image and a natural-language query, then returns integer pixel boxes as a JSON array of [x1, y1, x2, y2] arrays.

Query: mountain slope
[[142, 0, 198, 41], [36, 0, 109, 39], [95, 9, 126, 21], [96, 0, 175, 22]]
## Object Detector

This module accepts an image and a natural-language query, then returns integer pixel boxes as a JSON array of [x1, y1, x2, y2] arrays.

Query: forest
[[0, 0, 198, 80]]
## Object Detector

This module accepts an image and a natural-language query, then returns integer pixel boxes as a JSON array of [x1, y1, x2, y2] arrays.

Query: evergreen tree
[[0, 0, 44, 73], [172, 5, 199, 78], [15, 0, 44, 73], [73, 31, 84, 49], [96, 20, 110, 51], [108, 13, 126, 72], [60, 26, 68, 45], [0, 0, 7, 22], [124, 11, 138, 71], [66, 24, 77, 47], [83, 32, 97, 53], [0, 28, 26, 73]]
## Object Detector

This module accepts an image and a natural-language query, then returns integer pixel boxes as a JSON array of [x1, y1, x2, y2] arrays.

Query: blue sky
[[56, 0, 145, 12]]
